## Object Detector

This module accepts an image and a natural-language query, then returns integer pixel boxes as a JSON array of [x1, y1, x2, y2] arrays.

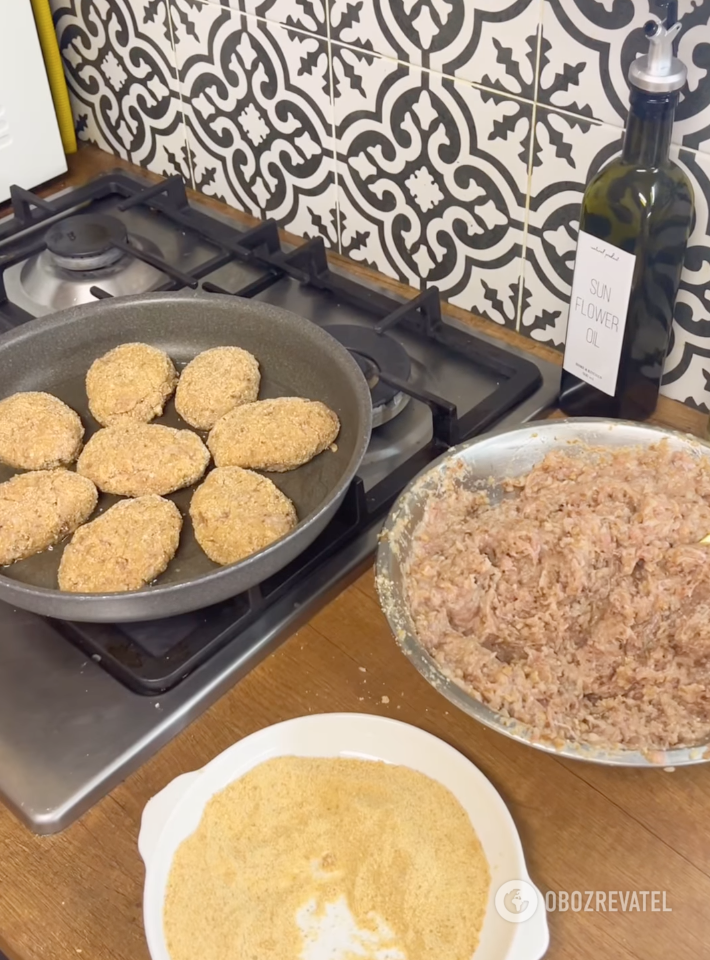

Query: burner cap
[[45, 214, 127, 268], [322, 325, 411, 410]]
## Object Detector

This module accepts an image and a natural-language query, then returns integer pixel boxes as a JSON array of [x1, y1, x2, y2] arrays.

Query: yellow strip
[[30, 0, 77, 154]]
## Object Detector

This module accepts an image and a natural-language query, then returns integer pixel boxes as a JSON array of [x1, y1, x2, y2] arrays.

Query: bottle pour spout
[[629, 2, 686, 94]]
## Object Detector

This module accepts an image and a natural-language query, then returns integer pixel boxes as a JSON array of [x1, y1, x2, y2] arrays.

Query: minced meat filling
[[404, 442, 710, 751]]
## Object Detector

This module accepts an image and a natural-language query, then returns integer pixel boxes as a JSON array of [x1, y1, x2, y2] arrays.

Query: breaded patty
[[175, 346, 260, 430], [86, 342, 178, 426], [0, 391, 84, 470], [77, 423, 210, 497], [190, 466, 297, 565], [58, 496, 182, 593], [208, 397, 340, 472], [0, 470, 97, 566]]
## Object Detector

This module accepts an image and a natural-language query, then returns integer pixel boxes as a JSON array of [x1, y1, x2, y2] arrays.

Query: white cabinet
[[0, 0, 67, 202]]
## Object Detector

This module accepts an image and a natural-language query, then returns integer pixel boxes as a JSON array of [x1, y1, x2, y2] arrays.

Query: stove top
[[0, 171, 560, 832]]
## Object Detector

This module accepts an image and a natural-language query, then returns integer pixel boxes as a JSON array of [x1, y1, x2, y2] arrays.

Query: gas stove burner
[[6, 216, 166, 316], [45, 214, 128, 271], [322, 325, 412, 428]]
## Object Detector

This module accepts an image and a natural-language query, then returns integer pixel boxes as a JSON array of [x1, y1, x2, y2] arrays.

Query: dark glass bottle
[[560, 14, 694, 420]]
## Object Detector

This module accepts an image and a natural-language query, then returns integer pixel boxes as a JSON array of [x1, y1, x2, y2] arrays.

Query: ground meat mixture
[[404, 442, 710, 751]]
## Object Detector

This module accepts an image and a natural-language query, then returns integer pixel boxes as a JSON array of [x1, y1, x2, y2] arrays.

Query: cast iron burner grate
[[0, 173, 542, 694]]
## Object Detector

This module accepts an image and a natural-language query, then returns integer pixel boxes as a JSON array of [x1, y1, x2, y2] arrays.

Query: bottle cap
[[629, 1, 686, 94]]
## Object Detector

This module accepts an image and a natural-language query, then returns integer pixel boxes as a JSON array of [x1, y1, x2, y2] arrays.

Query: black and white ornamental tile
[[170, 0, 338, 245], [50, 0, 191, 180], [328, 0, 399, 60], [329, 0, 543, 93], [660, 148, 710, 410], [333, 49, 532, 327], [540, 0, 710, 152], [523, 107, 710, 408], [241, 0, 327, 35]]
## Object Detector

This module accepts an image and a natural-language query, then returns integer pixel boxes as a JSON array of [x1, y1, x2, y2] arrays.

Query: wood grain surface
[[1, 147, 709, 960]]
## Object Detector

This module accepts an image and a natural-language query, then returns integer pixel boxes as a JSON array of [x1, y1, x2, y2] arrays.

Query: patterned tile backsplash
[[51, 0, 710, 410]]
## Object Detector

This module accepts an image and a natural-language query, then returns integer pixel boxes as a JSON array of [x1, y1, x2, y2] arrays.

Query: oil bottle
[[559, 2, 694, 419]]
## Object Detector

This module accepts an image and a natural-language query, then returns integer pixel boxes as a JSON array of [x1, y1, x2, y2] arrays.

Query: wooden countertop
[[1, 148, 709, 960]]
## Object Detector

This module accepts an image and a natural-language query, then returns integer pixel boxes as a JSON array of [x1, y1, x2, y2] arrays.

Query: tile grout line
[[164, 0, 195, 190], [238, 7, 547, 109], [236, 10, 592, 123], [324, 1, 342, 255], [515, 1, 546, 335], [233, 7, 709, 161]]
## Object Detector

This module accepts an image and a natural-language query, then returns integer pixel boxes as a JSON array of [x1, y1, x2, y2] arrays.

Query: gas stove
[[0, 170, 560, 833]]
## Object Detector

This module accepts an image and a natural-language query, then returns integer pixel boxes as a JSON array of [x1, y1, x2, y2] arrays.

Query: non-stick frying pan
[[0, 292, 372, 622]]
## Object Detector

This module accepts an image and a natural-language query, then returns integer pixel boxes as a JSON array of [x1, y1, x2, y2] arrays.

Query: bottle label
[[563, 230, 636, 397]]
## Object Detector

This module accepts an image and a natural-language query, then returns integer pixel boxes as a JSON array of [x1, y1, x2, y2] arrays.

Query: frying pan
[[0, 291, 372, 622]]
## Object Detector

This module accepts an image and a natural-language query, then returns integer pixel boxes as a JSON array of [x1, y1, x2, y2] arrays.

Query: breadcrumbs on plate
[[163, 756, 490, 960]]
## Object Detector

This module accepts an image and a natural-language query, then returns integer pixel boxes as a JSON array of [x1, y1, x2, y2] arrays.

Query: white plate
[[139, 713, 549, 960]]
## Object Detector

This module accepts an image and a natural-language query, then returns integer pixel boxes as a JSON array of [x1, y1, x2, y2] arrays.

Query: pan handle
[[138, 770, 201, 866]]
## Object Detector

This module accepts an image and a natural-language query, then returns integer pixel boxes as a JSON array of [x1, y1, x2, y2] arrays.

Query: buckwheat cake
[[0, 391, 84, 470], [175, 346, 260, 430], [58, 496, 182, 593], [163, 756, 490, 960], [0, 470, 97, 566], [208, 397, 340, 472], [190, 466, 297, 565], [86, 342, 178, 426], [404, 441, 710, 752], [77, 422, 209, 497]]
